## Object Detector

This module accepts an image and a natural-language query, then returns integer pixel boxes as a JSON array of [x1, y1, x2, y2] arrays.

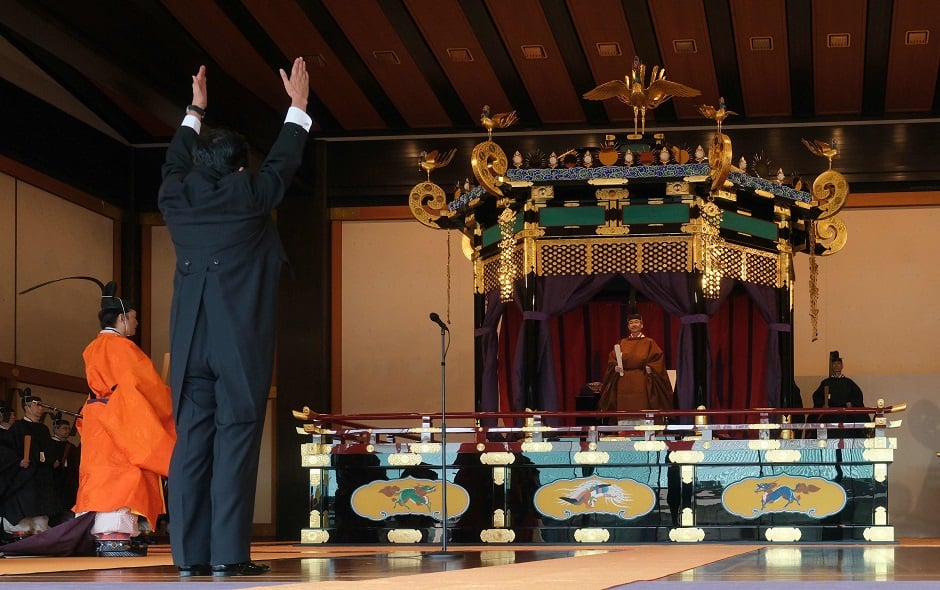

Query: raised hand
[[280, 57, 309, 110], [191, 65, 207, 110]]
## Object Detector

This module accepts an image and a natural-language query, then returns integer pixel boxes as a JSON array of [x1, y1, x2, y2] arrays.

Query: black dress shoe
[[178, 564, 211, 577], [211, 562, 271, 577]]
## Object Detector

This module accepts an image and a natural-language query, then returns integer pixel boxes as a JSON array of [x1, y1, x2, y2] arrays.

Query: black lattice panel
[[716, 246, 743, 281], [716, 245, 779, 287], [539, 242, 588, 275], [508, 246, 524, 281], [641, 240, 690, 272], [743, 249, 778, 286], [482, 256, 499, 292], [591, 242, 638, 274]]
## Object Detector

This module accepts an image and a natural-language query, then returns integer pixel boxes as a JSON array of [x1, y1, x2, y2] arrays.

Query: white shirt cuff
[[285, 106, 312, 132], [182, 114, 202, 134]]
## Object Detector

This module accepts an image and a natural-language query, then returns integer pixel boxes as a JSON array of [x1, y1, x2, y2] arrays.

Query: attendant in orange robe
[[74, 287, 176, 549]]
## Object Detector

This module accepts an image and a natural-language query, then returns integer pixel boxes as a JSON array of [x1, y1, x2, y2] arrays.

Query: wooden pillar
[[473, 291, 486, 412], [522, 271, 539, 410], [274, 142, 330, 541], [778, 283, 796, 408], [691, 272, 709, 408]]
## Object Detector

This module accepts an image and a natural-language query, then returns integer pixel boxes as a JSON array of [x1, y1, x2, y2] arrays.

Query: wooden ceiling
[[1, 0, 939, 201]]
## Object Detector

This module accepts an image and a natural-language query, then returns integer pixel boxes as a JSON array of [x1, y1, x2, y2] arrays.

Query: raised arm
[[190, 65, 207, 114], [249, 58, 312, 210], [161, 65, 206, 181], [280, 57, 308, 111]]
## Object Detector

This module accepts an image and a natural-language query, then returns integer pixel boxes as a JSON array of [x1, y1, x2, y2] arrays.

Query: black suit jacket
[[158, 121, 308, 424]]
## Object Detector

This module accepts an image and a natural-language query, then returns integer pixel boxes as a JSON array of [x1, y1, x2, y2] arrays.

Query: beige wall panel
[[0, 173, 15, 363], [149, 225, 174, 371], [253, 397, 274, 523], [791, 206, 940, 538], [341, 221, 475, 416], [15, 182, 113, 377], [793, 207, 940, 376]]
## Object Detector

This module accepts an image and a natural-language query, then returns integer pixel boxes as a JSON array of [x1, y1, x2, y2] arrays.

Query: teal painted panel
[[539, 207, 606, 227], [721, 212, 777, 240], [482, 224, 501, 247], [481, 213, 525, 247]]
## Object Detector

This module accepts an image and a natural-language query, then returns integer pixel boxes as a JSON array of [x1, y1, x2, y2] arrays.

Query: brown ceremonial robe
[[599, 336, 674, 412]]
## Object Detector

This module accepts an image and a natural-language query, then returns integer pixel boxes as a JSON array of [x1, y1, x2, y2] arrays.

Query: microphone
[[429, 312, 449, 332]]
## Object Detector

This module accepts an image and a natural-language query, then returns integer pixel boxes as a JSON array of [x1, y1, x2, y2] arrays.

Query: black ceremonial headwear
[[18, 276, 132, 314], [829, 350, 842, 363], [626, 286, 642, 321], [15, 387, 40, 408]]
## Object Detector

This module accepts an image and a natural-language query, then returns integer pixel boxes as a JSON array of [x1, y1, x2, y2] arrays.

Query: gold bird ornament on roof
[[418, 148, 457, 180], [583, 56, 701, 137], [697, 97, 738, 133], [480, 105, 518, 140], [802, 138, 839, 169]]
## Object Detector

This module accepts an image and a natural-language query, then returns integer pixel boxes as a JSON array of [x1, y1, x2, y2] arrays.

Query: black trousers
[[168, 306, 267, 567]]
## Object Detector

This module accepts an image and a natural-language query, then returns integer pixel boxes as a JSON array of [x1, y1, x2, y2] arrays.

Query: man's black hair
[[193, 127, 249, 176], [99, 305, 135, 330]]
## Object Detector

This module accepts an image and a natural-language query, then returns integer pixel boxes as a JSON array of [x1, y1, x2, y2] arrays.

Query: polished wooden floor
[[659, 543, 940, 582], [4, 541, 940, 586]]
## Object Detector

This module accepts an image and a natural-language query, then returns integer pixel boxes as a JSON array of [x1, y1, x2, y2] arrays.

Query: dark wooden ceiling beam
[[380, 0, 475, 129], [298, 0, 407, 131], [861, 0, 891, 116], [621, 0, 676, 123], [0, 0, 181, 132], [218, 0, 339, 132], [0, 24, 151, 143], [703, 0, 745, 118], [542, 0, 608, 125], [786, 0, 815, 118], [13, 0, 282, 148], [459, 0, 540, 127]]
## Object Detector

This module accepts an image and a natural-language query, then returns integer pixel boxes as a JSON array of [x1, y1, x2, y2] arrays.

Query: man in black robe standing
[[159, 57, 311, 577], [1, 394, 60, 536], [812, 351, 867, 438]]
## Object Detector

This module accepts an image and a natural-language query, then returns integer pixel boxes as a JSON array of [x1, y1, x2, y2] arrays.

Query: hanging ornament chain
[[808, 222, 819, 342], [446, 229, 452, 324], [701, 199, 724, 298]]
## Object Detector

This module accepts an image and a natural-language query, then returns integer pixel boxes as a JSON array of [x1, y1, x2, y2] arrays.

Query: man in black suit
[[159, 58, 310, 577]]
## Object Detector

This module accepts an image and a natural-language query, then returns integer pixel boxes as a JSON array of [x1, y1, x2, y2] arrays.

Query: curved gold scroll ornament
[[409, 181, 448, 229], [471, 141, 508, 197], [814, 215, 847, 255], [812, 169, 849, 219], [708, 132, 732, 193]]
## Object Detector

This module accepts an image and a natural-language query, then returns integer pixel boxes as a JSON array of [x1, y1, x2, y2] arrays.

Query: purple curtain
[[510, 274, 615, 411], [742, 282, 789, 408], [626, 273, 733, 410], [476, 290, 507, 424]]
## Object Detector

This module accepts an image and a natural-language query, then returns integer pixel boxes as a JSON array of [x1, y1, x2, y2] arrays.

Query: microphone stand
[[425, 313, 461, 560]]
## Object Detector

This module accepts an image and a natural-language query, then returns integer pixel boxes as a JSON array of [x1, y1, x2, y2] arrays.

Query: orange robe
[[74, 332, 176, 528]]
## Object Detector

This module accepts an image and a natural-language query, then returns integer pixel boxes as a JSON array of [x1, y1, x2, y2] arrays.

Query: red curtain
[[495, 289, 770, 419]]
